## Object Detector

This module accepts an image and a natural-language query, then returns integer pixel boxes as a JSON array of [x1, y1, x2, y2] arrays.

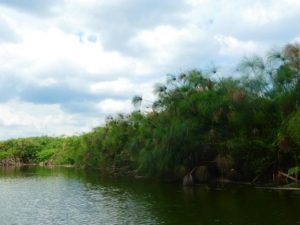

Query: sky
[[0, 0, 300, 140]]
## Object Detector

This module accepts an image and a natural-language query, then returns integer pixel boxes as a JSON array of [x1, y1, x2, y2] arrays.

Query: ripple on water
[[1, 167, 300, 225], [0, 175, 158, 225]]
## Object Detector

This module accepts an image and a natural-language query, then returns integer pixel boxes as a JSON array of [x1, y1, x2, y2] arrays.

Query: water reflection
[[0, 167, 300, 225], [0, 167, 158, 225]]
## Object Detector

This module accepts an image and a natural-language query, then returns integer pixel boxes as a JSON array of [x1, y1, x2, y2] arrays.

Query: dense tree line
[[1, 43, 300, 183]]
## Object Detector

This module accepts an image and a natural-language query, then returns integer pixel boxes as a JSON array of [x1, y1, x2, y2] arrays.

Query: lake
[[0, 167, 300, 225]]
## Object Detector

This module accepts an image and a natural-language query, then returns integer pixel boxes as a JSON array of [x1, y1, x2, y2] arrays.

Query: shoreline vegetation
[[1, 43, 300, 187]]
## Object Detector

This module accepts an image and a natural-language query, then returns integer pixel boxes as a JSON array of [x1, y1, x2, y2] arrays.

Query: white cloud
[[0, 100, 99, 139], [37, 77, 58, 87], [90, 78, 134, 94], [1, 27, 135, 76], [293, 36, 300, 43], [240, 0, 300, 26], [129, 24, 204, 63], [97, 99, 133, 115], [89, 78, 158, 103], [241, 3, 281, 25], [214, 35, 259, 56]]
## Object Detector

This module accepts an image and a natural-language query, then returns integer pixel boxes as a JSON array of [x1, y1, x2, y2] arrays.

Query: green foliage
[[0, 151, 12, 160], [36, 148, 57, 162], [1, 43, 300, 183], [0, 136, 81, 165], [288, 166, 300, 176], [287, 107, 300, 145]]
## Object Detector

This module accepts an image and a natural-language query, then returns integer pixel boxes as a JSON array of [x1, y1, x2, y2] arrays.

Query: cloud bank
[[0, 0, 299, 139]]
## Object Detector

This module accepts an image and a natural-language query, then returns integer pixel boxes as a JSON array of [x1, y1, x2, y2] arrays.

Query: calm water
[[0, 167, 300, 225]]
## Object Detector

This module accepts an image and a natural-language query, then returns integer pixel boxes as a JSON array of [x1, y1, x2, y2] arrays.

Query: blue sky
[[0, 0, 299, 140]]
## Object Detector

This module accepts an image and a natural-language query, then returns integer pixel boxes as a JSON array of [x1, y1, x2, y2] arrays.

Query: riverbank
[[1, 162, 299, 191], [0, 149, 299, 187], [0, 158, 22, 167]]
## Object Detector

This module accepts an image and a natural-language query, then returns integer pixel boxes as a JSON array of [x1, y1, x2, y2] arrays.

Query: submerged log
[[183, 173, 194, 186], [278, 171, 299, 183], [256, 187, 300, 191], [251, 174, 261, 184], [182, 167, 198, 186]]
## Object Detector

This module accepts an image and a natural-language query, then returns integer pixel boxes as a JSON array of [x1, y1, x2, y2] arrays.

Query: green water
[[0, 167, 300, 225]]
